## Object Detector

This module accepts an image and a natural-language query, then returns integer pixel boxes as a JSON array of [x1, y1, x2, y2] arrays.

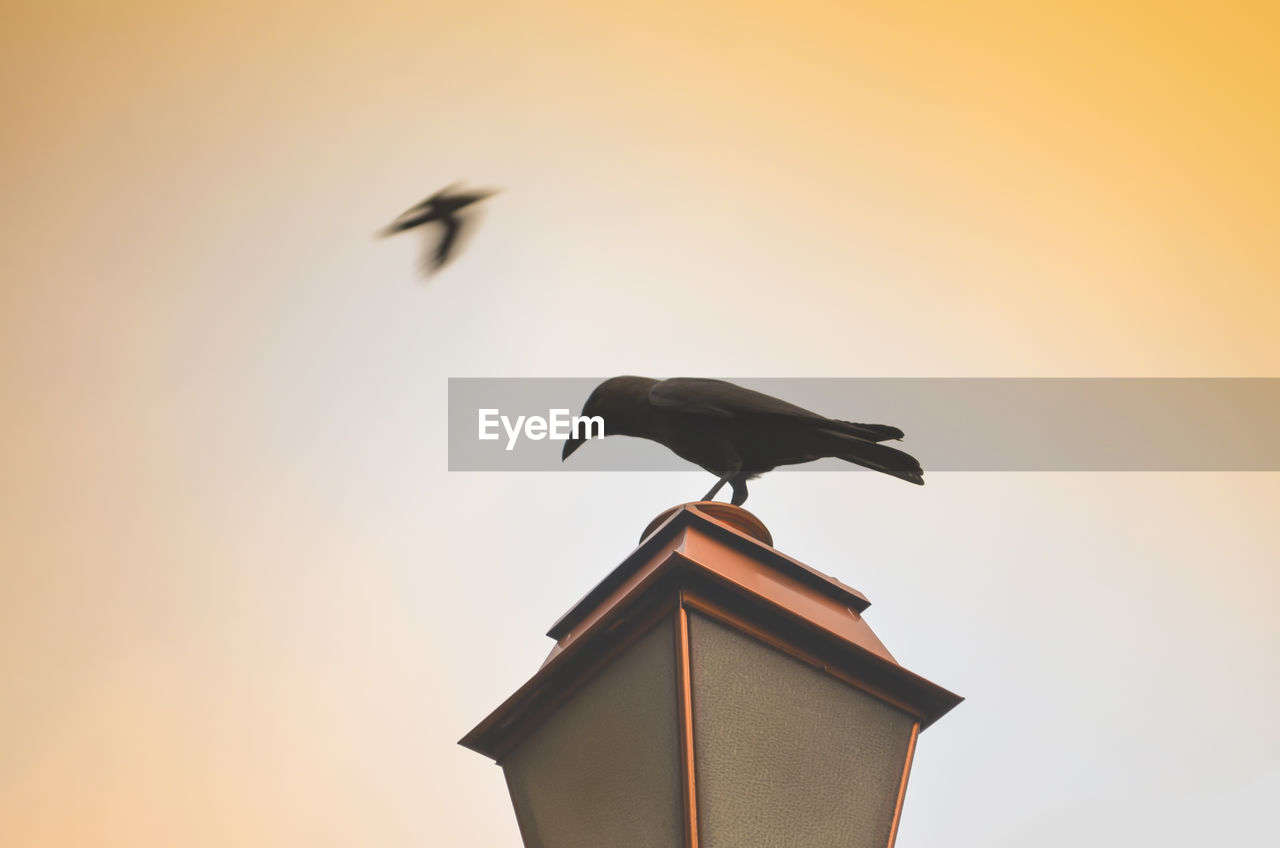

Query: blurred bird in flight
[[380, 182, 498, 275], [561, 376, 924, 506]]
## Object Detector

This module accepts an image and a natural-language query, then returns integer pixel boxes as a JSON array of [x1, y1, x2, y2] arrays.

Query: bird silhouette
[[561, 376, 923, 506], [380, 182, 498, 274]]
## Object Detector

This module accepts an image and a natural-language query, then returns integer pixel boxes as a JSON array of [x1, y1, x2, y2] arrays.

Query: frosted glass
[[689, 612, 916, 848], [503, 618, 682, 848]]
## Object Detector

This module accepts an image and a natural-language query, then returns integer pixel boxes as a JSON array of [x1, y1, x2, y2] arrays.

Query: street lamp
[[461, 502, 962, 848]]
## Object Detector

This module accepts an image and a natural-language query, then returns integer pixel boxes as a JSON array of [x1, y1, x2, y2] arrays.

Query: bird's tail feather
[[828, 419, 906, 442], [819, 429, 924, 485]]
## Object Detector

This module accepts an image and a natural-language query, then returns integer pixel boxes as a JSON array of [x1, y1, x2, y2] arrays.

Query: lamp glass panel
[[688, 612, 916, 848], [503, 616, 682, 848]]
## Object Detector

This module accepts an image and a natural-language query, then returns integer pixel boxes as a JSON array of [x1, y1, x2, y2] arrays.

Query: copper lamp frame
[[461, 502, 962, 848]]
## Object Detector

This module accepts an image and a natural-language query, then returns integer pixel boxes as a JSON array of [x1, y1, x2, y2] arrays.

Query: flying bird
[[561, 376, 923, 506], [380, 182, 498, 274]]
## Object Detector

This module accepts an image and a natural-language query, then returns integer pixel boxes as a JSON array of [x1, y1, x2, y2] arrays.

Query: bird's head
[[560, 375, 656, 461]]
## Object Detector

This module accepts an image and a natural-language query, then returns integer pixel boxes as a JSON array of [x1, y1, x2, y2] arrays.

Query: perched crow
[[561, 376, 924, 505], [380, 182, 498, 274]]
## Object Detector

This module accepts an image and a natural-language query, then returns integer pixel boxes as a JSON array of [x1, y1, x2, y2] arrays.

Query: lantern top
[[641, 501, 773, 546], [460, 503, 962, 762], [549, 502, 872, 648]]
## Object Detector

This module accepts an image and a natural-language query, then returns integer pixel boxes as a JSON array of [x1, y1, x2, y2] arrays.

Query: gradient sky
[[2, 2, 1277, 846]]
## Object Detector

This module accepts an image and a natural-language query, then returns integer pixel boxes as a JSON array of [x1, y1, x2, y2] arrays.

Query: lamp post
[[461, 502, 962, 848]]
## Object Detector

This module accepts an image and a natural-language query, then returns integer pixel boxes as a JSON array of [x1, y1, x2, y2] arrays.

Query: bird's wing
[[397, 197, 437, 216], [648, 378, 821, 419], [384, 182, 470, 228], [442, 191, 496, 206], [379, 210, 433, 237], [648, 378, 903, 441]]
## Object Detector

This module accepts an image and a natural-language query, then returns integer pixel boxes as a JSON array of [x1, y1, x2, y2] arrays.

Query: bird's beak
[[561, 435, 586, 461]]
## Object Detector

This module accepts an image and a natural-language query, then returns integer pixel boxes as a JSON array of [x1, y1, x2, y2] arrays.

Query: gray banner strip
[[448, 378, 1280, 472]]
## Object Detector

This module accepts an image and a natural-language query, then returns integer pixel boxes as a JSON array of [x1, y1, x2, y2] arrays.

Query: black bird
[[561, 376, 924, 506], [380, 182, 498, 274]]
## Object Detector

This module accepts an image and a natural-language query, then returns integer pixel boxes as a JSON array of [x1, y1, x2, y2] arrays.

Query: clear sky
[[2, 2, 1277, 846]]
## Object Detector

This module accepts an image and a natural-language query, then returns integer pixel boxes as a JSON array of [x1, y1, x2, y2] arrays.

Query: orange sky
[[2, 2, 1277, 846]]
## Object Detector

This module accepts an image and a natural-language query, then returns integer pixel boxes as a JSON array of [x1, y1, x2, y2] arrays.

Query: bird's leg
[[702, 476, 730, 502], [702, 454, 745, 504]]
